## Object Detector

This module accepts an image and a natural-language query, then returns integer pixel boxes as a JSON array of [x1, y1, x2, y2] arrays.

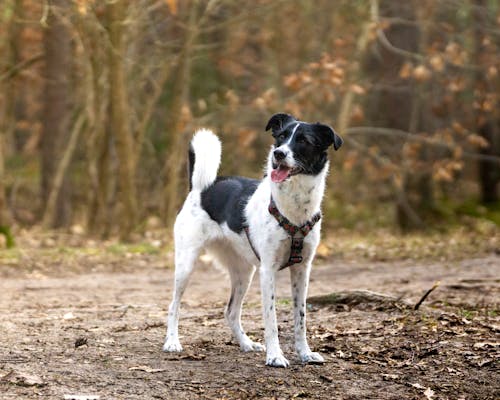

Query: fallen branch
[[414, 281, 440, 310], [307, 290, 410, 311]]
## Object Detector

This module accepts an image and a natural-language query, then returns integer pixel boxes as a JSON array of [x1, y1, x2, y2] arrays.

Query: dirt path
[[1, 254, 499, 399]]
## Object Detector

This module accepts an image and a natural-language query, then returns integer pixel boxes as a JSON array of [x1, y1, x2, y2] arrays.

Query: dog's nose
[[273, 149, 287, 161]]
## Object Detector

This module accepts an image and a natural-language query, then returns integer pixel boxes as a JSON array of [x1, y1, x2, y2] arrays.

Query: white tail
[[189, 129, 221, 191]]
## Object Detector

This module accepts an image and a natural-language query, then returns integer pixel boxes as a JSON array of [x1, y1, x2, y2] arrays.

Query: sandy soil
[[0, 252, 499, 399]]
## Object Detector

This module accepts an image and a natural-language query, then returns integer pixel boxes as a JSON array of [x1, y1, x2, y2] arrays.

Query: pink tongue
[[271, 167, 290, 183]]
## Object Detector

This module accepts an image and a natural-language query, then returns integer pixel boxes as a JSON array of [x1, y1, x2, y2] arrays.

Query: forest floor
[[0, 230, 499, 399]]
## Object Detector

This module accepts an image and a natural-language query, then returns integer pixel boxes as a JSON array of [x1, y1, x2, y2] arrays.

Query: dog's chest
[[248, 211, 320, 267]]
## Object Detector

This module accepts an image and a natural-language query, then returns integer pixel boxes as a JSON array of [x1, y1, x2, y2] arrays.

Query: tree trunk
[[365, 0, 428, 231], [478, 122, 500, 203], [474, 0, 500, 204], [0, 0, 18, 246], [42, 113, 85, 229], [163, 2, 198, 226], [41, 0, 72, 228], [3, 0, 22, 156], [397, 4, 435, 230], [0, 133, 14, 248], [75, 8, 113, 237], [107, 0, 138, 238]]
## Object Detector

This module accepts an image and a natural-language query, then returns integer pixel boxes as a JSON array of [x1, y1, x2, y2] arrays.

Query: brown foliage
[[0, 0, 499, 236]]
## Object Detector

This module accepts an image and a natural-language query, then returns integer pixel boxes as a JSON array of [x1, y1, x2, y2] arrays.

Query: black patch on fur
[[276, 123, 331, 175], [312, 123, 343, 150], [201, 176, 259, 233], [227, 291, 234, 315], [265, 113, 296, 133], [188, 143, 195, 191]]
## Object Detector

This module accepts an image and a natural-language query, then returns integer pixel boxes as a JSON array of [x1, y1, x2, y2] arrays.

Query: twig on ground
[[414, 281, 440, 310]]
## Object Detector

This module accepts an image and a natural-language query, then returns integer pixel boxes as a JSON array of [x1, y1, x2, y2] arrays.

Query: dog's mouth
[[271, 163, 301, 183]]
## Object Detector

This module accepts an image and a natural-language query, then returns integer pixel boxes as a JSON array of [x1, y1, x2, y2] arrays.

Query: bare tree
[[41, 0, 72, 228], [163, 1, 200, 225], [474, 0, 500, 204], [364, 0, 426, 230], [107, 0, 138, 237], [73, 7, 113, 236], [0, 132, 14, 247], [0, 0, 19, 247]]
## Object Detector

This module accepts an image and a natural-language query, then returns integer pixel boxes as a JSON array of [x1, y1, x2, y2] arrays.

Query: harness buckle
[[291, 237, 303, 249]]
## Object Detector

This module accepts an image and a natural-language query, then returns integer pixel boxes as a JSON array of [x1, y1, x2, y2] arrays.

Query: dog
[[163, 113, 342, 367]]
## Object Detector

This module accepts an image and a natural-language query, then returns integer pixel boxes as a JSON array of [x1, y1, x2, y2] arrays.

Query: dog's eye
[[278, 133, 286, 141], [296, 135, 306, 143]]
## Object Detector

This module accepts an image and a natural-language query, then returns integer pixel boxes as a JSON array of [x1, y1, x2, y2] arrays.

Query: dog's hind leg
[[225, 262, 265, 352], [163, 245, 201, 352]]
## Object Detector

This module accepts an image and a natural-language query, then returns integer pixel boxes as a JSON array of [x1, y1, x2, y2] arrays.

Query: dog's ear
[[265, 113, 296, 133], [314, 123, 343, 151]]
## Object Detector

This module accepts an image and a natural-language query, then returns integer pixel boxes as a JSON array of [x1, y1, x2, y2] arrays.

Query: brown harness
[[243, 197, 321, 270]]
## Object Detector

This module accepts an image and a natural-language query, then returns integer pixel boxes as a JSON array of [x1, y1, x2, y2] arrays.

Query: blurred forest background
[[0, 0, 499, 245]]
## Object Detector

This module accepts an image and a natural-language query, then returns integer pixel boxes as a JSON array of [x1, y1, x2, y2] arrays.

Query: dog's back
[[179, 129, 260, 240], [201, 176, 258, 233]]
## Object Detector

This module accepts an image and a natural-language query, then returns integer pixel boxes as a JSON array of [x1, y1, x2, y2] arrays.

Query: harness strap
[[268, 197, 321, 237], [243, 225, 261, 262], [243, 197, 321, 270], [268, 197, 321, 270]]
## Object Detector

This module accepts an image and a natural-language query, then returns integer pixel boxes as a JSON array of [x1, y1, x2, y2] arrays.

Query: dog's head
[[265, 113, 343, 183]]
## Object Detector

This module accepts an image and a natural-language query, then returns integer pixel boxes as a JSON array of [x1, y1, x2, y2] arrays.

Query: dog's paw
[[266, 354, 290, 368], [162, 339, 183, 352], [300, 351, 325, 364], [241, 340, 265, 352]]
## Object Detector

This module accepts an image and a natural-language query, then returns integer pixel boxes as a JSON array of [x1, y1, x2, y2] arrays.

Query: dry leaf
[[74, 337, 88, 348], [413, 65, 432, 82], [63, 312, 76, 320], [429, 55, 445, 72], [467, 134, 489, 149], [165, 0, 177, 15], [487, 66, 498, 79], [399, 62, 413, 79], [178, 353, 206, 361], [74, 0, 88, 15], [350, 84, 366, 95], [473, 342, 499, 349], [316, 243, 331, 258], [350, 104, 365, 124], [2, 370, 45, 387], [424, 387, 435, 399], [129, 365, 166, 373]]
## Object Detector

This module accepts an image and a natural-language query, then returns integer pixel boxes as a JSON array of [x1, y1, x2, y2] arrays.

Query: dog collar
[[243, 197, 321, 270]]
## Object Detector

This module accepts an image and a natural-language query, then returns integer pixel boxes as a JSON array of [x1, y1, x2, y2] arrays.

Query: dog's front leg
[[290, 263, 324, 364], [260, 265, 289, 367]]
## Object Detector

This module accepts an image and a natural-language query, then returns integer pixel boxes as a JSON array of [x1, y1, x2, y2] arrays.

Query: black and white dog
[[163, 113, 342, 367]]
